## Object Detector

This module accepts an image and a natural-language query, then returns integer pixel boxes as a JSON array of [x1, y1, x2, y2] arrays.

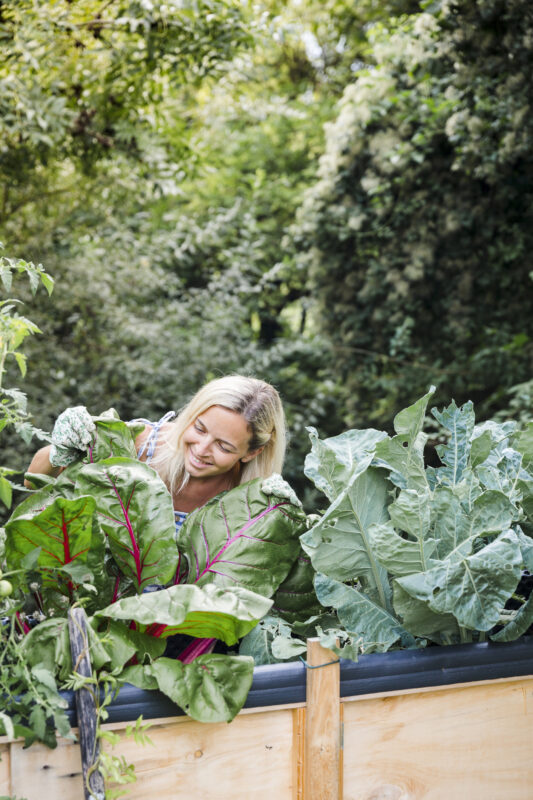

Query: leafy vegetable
[[177, 477, 306, 596], [97, 583, 273, 645], [303, 391, 533, 650]]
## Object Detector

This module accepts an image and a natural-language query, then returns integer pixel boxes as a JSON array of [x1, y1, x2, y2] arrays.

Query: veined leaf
[[397, 530, 522, 630], [431, 400, 475, 486], [374, 386, 435, 491], [392, 583, 460, 644], [96, 583, 273, 645], [5, 495, 105, 595], [121, 654, 255, 723], [177, 477, 305, 597], [76, 458, 178, 592], [271, 549, 322, 622], [491, 592, 533, 642], [301, 466, 392, 609], [314, 573, 415, 652], [87, 410, 139, 463], [304, 426, 387, 502], [432, 488, 518, 561]]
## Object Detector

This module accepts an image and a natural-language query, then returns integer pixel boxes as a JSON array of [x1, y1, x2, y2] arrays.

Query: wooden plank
[[104, 707, 296, 800], [303, 638, 341, 800], [10, 737, 83, 799], [340, 671, 533, 704], [0, 742, 11, 796], [343, 675, 533, 800], [292, 707, 305, 800], [68, 606, 106, 800]]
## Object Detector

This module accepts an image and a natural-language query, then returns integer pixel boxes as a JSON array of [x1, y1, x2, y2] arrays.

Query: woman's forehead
[[197, 405, 251, 445]]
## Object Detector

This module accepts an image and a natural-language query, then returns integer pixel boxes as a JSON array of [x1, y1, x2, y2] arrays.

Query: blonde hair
[[152, 375, 286, 495]]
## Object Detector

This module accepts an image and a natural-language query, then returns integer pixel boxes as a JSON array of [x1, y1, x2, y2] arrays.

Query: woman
[[26, 375, 287, 526]]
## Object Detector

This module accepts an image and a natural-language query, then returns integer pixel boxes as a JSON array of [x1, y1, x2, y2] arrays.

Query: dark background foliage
[[1, 0, 531, 510]]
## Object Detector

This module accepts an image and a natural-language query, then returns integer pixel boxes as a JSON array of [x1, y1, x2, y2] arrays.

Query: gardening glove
[[49, 405, 96, 467]]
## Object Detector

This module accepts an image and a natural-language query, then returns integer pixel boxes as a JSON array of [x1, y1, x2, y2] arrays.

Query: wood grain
[[68, 606, 105, 799], [342, 675, 533, 800], [304, 638, 341, 800]]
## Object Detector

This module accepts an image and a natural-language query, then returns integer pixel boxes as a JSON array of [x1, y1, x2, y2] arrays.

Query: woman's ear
[[240, 446, 264, 464]]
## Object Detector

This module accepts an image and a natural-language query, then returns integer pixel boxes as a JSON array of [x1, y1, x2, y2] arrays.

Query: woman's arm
[[24, 445, 62, 488]]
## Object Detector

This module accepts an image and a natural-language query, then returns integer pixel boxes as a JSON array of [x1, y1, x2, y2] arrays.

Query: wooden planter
[[1, 636, 532, 799]]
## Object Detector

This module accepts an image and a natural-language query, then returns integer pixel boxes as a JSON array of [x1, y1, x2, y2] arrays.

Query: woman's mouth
[[188, 449, 212, 469]]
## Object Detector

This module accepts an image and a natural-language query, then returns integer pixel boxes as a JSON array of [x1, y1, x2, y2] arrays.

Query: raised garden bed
[[2, 636, 532, 800]]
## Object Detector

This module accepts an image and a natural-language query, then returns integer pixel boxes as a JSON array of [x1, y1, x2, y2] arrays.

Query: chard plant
[[293, 388, 533, 658], [1, 410, 307, 748]]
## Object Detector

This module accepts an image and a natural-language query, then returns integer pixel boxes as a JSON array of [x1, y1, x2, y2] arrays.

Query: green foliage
[[1, 412, 307, 741], [301, 391, 533, 656], [293, 0, 533, 427], [0, 243, 53, 507]]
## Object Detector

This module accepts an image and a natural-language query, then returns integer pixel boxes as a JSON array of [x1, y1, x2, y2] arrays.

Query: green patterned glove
[[49, 406, 96, 467]]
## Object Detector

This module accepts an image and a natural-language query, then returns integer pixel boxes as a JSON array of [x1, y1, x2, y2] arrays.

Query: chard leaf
[[97, 583, 272, 645], [374, 387, 435, 491], [88, 618, 166, 670], [397, 530, 522, 630], [19, 618, 72, 681], [76, 458, 178, 592], [314, 573, 415, 652], [121, 654, 255, 723], [178, 477, 305, 596], [5, 495, 106, 595], [87, 410, 139, 463], [490, 593, 533, 642], [301, 466, 392, 609], [431, 400, 475, 486], [304, 426, 387, 502]]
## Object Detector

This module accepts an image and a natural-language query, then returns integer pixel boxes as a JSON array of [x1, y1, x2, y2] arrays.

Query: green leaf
[[490, 593, 533, 642], [314, 573, 415, 652], [392, 582, 460, 644], [96, 583, 273, 645], [374, 387, 435, 491], [40, 272, 55, 295], [5, 495, 105, 595], [14, 351, 27, 377], [0, 476, 13, 508], [301, 466, 392, 608], [431, 400, 475, 486], [239, 614, 289, 665], [514, 422, 533, 472], [304, 426, 387, 502], [271, 549, 322, 623], [271, 636, 307, 660], [122, 654, 255, 722], [76, 458, 178, 591], [397, 531, 522, 630], [470, 430, 494, 467], [178, 476, 306, 597]]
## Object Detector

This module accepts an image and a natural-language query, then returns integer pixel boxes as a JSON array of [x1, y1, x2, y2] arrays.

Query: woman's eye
[[218, 442, 231, 453]]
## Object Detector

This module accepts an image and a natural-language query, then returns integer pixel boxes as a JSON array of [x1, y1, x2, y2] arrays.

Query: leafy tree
[[293, 0, 533, 428]]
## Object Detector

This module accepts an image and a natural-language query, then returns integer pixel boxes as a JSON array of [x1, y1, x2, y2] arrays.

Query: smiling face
[[182, 405, 261, 480]]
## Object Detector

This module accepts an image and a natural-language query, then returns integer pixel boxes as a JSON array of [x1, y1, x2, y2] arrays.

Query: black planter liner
[[63, 636, 533, 727]]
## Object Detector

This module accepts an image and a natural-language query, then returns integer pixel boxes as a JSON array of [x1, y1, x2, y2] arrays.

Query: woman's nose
[[196, 438, 212, 456]]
